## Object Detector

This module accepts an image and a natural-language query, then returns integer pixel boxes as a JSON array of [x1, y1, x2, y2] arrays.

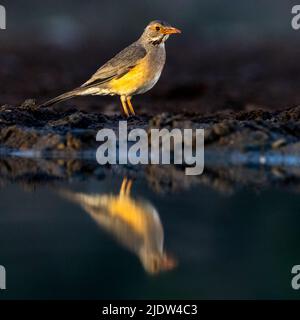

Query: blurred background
[[1, 0, 300, 112], [1, 0, 299, 46]]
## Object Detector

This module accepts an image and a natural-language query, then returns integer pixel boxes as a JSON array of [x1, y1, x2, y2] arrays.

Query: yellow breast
[[108, 58, 152, 96], [105, 196, 149, 235]]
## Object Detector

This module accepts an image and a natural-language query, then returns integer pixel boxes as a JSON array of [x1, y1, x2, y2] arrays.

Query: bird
[[59, 177, 177, 274], [40, 20, 181, 117]]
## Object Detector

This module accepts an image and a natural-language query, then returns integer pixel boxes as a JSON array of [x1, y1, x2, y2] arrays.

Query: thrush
[[40, 20, 181, 116], [60, 177, 176, 274]]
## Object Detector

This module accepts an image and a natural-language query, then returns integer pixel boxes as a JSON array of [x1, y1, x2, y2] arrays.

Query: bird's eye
[[155, 26, 161, 31]]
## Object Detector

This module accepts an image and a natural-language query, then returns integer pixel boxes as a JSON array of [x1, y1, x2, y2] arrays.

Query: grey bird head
[[140, 20, 181, 45]]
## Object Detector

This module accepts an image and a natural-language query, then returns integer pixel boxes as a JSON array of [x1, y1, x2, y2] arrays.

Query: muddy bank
[[1, 155, 300, 196], [1, 99, 300, 195], [0, 100, 148, 151], [1, 101, 300, 193], [1, 101, 300, 153]]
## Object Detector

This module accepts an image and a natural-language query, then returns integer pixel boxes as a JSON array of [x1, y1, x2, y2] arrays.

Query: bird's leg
[[120, 177, 128, 196], [120, 96, 129, 117], [126, 96, 135, 116], [125, 179, 132, 196], [120, 177, 132, 196]]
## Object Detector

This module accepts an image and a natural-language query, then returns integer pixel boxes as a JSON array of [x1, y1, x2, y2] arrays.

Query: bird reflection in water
[[60, 177, 176, 275]]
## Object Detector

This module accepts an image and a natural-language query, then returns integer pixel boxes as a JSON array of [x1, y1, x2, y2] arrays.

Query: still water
[[0, 157, 300, 299]]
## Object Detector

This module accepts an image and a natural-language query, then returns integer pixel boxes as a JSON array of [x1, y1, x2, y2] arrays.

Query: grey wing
[[81, 42, 147, 88]]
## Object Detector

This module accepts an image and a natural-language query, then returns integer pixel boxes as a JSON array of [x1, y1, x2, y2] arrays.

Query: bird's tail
[[39, 87, 85, 108]]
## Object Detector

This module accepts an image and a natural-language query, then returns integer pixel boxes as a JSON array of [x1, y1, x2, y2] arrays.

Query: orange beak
[[161, 26, 181, 35], [161, 254, 177, 271]]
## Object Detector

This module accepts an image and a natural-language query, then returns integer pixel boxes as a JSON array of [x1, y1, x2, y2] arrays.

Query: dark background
[[1, 0, 299, 46]]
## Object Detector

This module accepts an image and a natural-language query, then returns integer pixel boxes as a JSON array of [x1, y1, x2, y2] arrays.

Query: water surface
[[0, 155, 300, 299]]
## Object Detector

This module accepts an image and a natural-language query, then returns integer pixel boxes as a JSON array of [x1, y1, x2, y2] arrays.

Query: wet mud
[[1, 101, 300, 153]]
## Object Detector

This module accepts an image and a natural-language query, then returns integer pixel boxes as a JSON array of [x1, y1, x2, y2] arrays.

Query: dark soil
[[1, 100, 300, 153], [1, 100, 300, 195]]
